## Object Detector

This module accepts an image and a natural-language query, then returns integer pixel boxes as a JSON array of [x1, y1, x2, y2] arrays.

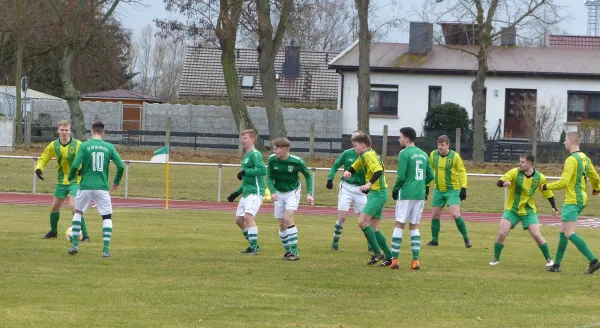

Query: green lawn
[[1, 204, 600, 328], [2, 157, 600, 217]]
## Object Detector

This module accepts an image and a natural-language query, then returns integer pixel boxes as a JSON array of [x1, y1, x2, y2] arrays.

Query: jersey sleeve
[[500, 168, 518, 182], [350, 156, 364, 172], [327, 151, 346, 180], [586, 158, 600, 191], [427, 151, 435, 187], [245, 152, 266, 177], [393, 152, 406, 193], [35, 142, 55, 171], [454, 153, 468, 188], [298, 160, 313, 194], [425, 158, 435, 186], [68, 146, 84, 182], [539, 173, 554, 199], [547, 157, 576, 191], [111, 146, 125, 185], [266, 156, 276, 192]]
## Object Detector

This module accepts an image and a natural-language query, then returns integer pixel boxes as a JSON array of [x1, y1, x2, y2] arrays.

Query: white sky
[[117, 0, 590, 43]]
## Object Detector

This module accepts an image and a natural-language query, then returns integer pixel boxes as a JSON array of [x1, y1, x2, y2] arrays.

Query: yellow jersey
[[547, 151, 600, 206], [429, 150, 467, 191], [351, 149, 387, 191], [500, 168, 553, 215], [36, 138, 82, 185]]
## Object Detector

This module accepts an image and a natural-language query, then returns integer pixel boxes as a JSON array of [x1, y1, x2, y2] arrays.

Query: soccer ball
[[65, 226, 83, 242]]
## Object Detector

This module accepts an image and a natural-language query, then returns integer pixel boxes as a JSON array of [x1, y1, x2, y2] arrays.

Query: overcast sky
[[117, 0, 590, 43]]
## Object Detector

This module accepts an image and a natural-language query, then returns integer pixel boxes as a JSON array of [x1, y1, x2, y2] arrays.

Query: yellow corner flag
[[151, 146, 170, 209], [264, 188, 271, 201]]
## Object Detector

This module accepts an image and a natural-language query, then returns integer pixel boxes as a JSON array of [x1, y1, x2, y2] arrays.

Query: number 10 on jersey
[[91, 152, 105, 172]]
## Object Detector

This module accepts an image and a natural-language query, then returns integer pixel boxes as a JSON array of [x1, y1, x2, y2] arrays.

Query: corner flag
[[151, 146, 169, 163]]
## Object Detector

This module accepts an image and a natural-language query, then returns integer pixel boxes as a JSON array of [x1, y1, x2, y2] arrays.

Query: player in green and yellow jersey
[[426, 135, 472, 248], [326, 130, 367, 251], [267, 137, 314, 261], [67, 121, 124, 257], [36, 120, 90, 241], [490, 154, 557, 267], [227, 129, 267, 255], [542, 132, 600, 274], [343, 133, 392, 266], [390, 127, 434, 270]]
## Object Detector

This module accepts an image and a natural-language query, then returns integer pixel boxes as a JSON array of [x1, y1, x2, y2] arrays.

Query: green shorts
[[561, 204, 584, 222], [432, 189, 460, 208], [362, 190, 388, 219], [502, 210, 539, 230], [54, 184, 78, 199]]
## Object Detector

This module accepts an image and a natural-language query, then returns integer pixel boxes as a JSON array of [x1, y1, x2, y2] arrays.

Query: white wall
[[340, 71, 600, 139], [0, 116, 15, 151]]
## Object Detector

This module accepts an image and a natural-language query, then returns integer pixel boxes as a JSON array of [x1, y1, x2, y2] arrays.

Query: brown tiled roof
[[329, 42, 600, 78], [81, 89, 165, 102], [548, 35, 600, 50], [179, 47, 339, 103]]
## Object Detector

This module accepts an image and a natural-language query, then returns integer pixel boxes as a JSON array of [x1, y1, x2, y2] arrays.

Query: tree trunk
[[471, 45, 488, 163], [60, 46, 86, 140], [355, 0, 370, 134], [257, 52, 287, 139], [14, 31, 24, 144]]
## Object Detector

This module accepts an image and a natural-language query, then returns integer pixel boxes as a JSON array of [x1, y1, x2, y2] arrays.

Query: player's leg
[[333, 184, 352, 250], [68, 189, 92, 255], [390, 200, 409, 269], [68, 184, 89, 241], [408, 200, 425, 270], [428, 189, 445, 246], [92, 190, 114, 257], [274, 192, 291, 257], [235, 197, 251, 253], [284, 189, 301, 260], [243, 195, 262, 254], [353, 192, 369, 251], [368, 191, 391, 264], [449, 190, 471, 247], [489, 215, 514, 265], [561, 205, 599, 273], [525, 220, 553, 266], [43, 185, 68, 238], [358, 194, 382, 260]]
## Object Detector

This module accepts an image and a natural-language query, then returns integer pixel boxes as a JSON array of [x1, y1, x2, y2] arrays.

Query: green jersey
[[393, 145, 434, 200], [327, 148, 366, 186], [68, 139, 124, 191], [267, 154, 313, 194], [235, 149, 267, 197]]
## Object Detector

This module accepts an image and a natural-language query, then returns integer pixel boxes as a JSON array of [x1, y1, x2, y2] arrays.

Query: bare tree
[[355, 0, 370, 134], [535, 96, 566, 142], [423, 0, 565, 162]]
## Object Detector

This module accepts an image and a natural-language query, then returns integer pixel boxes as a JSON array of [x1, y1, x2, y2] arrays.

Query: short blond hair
[[567, 132, 581, 145], [272, 137, 291, 148], [351, 133, 372, 147], [240, 129, 257, 139], [57, 120, 71, 128]]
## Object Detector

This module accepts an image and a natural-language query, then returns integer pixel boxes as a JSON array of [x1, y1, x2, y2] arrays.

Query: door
[[504, 89, 537, 138], [122, 105, 142, 143]]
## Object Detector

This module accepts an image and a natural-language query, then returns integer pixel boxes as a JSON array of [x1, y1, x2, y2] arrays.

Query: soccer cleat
[[248, 247, 260, 255], [545, 259, 554, 267], [284, 254, 300, 261], [547, 264, 561, 272], [282, 251, 292, 259], [81, 236, 91, 243], [464, 238, 473, 248], [390, 259, 400, 270], [102, 252, 112, 258], [331, 244, 339, 251], [240, 247, 252, 254], [586, 260, 600, 274], [489, 258, 500, 266], [380, 258, 393, 267], [427, 240, 439, 246], [43, 231, 58, 239], [68, 246, 78, 255], [367, 253, 385, 265], [411, 260, 421, 270]]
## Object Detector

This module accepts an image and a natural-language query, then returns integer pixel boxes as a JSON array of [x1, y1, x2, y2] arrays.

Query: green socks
[[410, 230, 421, 260], [247, 226, 259, 250], [391, 227, 403, 259], [49, 212, 60, 233], [455, 216, 469, 239], [375, 230, 392, 260], [539, 242, 552, 260], [362, 226, 380, 253], [242, 227, 249, 242], [494, 242, 504, 260], [102, 219, 113, 253], [431, 218, 441, 243], [80, 215, 88, 238], [333, 220, 344, 246], [554, 232, 568, 265], [569, 233, 597, 262]]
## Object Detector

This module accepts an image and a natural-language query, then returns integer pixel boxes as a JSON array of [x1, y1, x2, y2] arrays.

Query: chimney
[[283, 40, 301, 78], [500, 27, 517, 46], [409, 22, 433, 54]]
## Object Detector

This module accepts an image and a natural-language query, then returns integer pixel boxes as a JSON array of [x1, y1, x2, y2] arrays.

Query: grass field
[[1, 204, 600, 328]]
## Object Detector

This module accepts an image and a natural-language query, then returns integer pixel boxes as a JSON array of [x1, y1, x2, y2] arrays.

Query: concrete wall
[[0, 116, 15, 151]]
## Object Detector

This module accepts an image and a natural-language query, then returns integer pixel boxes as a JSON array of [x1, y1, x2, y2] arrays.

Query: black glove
[[237, 170, 246, 180], [77, 170, 82, 176], [460, 188, 467, 201], [392, 190, 398, 200], [425, 186, 429, 200], [35, 169, 44, 180], [361, 188, 370, 195], [227, 191, 241, 202], [326, 179, 333, 190]]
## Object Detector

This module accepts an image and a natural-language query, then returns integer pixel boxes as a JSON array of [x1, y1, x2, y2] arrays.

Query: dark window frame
[[567, 90, 600, 122], [369, 84, 398, 116], [428, 86, 442, 109]]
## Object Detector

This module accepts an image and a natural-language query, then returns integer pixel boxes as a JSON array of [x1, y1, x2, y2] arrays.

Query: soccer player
[[226, 129, 266, 255], [67, 122, 124, 257], [542, 132, 600, 274], [343, 134, 393, 266], [390, 127, 434, 270], [489, 154, 557, 267], [426, 135, 472, 248], [326, 130, 367, 251], [267, 137, 314, 261], [36, 120, 90, 241]]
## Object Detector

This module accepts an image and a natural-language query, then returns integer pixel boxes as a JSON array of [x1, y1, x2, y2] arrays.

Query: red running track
[[0, 192, 565, 224]]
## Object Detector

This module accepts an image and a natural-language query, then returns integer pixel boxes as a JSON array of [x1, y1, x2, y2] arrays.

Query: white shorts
[[274, 187, 301, 219], [395, 199, 425, 224], [337, 181, 367, 214], [236, 194, 263, 217], [75, 190, 113, 216]]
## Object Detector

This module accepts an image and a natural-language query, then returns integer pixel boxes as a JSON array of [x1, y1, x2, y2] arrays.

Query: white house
[[0, 86, 63, 116], [328, 23, 600, 140]]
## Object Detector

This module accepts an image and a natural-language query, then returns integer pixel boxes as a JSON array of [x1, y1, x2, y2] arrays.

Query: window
[[428, 86, 442, 109], [568, 92, 600, 121], [369, 85, 398, 115], [241, 75, 255, 88]]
